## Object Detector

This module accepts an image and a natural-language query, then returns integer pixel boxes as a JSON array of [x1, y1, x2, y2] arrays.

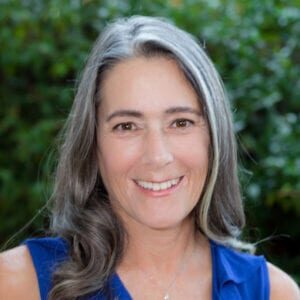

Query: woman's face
[[97, 57, 209, 230]]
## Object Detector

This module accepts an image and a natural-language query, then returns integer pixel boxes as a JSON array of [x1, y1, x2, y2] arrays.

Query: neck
[[119, 217, 205, 274]]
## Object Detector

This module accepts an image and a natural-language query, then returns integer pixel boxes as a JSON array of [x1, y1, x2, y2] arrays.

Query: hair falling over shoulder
[[48, 16, 252, 299]]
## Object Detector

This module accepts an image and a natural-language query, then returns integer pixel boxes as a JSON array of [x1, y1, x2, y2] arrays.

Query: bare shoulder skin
[[1, 245, 299, 299], [268, 262, 300, 300], [0, 245, 40, 300]]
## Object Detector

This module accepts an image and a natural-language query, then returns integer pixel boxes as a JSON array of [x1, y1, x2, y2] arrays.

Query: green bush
[[1, 0, 299, 282]]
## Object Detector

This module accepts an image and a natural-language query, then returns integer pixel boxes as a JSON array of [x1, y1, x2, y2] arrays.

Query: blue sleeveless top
[[24, 237, 270, 299]]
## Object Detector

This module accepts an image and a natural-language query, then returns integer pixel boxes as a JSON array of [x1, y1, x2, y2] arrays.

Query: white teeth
[[136, 177, 180, 191]]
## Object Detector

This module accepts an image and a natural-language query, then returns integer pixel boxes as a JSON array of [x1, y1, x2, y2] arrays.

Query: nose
[[141, 129, 174, 167]]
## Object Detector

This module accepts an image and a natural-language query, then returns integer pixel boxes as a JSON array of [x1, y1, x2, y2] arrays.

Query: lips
[[135, 177, 182, 192]]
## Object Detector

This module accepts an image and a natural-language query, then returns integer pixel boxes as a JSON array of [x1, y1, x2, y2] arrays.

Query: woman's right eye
[[112, 122, 136, 131]]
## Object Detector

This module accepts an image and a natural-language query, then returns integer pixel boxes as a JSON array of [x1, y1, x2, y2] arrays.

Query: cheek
[[173, 134, 209, 171], [97, 136, 142, 181]]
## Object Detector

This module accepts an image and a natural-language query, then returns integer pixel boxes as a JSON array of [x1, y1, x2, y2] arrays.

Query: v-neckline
[[111, 240, 217, 300]]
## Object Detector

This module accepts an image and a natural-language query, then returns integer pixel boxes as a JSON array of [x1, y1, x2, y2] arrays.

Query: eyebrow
[[105, 106, 202, 122], [106, 110, 143, 122], [165, 106, 202, 116]]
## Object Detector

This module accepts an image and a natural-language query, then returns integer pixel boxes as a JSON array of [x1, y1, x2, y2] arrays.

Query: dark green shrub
[[1, 0, 299, 282]]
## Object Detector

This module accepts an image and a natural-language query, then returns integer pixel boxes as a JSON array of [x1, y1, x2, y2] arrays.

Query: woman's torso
[[23, 237, 270, 299]]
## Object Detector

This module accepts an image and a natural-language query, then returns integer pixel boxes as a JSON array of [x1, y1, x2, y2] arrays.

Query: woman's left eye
[[172, 119, 194, 128]]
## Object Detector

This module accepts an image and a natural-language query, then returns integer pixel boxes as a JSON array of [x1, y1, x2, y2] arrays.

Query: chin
[[141, 215, 191, 231]]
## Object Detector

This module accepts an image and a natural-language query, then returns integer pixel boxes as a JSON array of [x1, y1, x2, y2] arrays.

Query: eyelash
[[112, 118, 195, 132], [112, 122, 137, 131], [171, 118, 195, 128]]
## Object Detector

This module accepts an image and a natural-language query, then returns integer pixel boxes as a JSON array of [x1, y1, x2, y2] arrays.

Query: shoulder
[[0, 237, 68, 300], [212, 242, 299, 299], [211, 241, 267, 283], [0, 245, 40, 300], [268, 262, 300, 300]]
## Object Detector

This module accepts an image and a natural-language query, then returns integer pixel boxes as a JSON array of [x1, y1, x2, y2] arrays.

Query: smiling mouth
[[135, 177, 183, 192]]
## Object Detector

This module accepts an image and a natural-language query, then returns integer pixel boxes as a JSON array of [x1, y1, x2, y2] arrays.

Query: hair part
[[49, 15, 251, 300]]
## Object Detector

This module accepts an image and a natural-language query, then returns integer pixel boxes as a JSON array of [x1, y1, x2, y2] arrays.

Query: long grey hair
[[49, 15, 250, 299]]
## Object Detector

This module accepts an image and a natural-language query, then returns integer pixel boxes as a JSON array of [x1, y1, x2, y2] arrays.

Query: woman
[[0, 16, 298, 300]]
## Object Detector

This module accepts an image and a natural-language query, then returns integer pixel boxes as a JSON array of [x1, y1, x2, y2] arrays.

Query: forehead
[[99, 56, 201, 114]]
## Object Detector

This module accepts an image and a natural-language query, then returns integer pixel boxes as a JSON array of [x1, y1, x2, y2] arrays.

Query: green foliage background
[[1, 0, 299, 282]]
